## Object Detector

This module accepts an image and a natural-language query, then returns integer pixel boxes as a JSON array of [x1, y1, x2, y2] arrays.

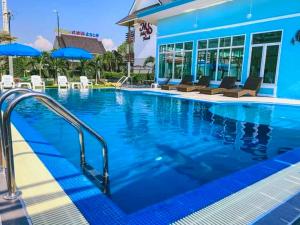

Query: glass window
[[159, 42, 193, 80], [208, 39, 219, 48], [159, 54, 166, 78], [175, 43, 184, 51], [166, 52, 174, 78], [183, 51, 193, 76], [217, 49, 230, 80], [207, 49, 218, 80], [174, 51, 183, 79], [263, 45, 279, 84], [167, 44, 175, 51], [230, 48, 244, 81], [184, 42, 193, 51], [198, 40, 207, 49], [252, 31, 282, 44], [219, 37, 231, 48], [197, 35, 245, 81], [232, 36, 245, 46], [159, 45, 166, 53], [249, 46, 263, 77], [197, 51, 207, 78]]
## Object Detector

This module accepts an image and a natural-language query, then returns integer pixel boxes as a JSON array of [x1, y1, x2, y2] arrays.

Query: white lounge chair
[[31, 75, 45, 90], [80, 76, 93, 89], [1, 75, 15, 90], [57, 76, 69, 89]]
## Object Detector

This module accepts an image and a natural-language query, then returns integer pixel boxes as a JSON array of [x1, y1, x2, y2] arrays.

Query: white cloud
[[101, 38, 117, 51], [26, 35, 52, 51]]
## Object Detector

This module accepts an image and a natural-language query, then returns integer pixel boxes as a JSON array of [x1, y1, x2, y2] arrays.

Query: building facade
[[54, 33, 106, 55], [138, 0, 300, 99], [117, 0, 169, 68]]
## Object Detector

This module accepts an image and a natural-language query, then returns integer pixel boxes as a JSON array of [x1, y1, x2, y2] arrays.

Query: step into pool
[[14, 89, 300, 213]]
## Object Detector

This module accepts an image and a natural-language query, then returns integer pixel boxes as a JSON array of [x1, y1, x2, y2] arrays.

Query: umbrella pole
[[8, 57, 13, 75]]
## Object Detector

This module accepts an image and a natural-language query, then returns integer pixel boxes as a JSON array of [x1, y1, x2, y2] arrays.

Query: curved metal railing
[[1, 89, 109, 200], [0, 88, 33, 171]]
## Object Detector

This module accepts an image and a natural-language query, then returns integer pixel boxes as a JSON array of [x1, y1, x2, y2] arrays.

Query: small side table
[[17, 82, 32, 89], [71, 82, 81, 89]]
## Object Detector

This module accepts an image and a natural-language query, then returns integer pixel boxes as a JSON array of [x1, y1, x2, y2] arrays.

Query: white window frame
[[247, 29, 283, 94], [196, 34, 246, 84], [158, 41, 194, 80]]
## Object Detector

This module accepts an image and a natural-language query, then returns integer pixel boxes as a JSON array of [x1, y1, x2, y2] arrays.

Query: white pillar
[[2, 0, 13, 76], [2, 0, 9, 32]]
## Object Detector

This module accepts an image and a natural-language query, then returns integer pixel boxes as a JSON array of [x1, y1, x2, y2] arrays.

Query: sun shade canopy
[[0, 43, 41, 57], [51, 47, 93, 60]]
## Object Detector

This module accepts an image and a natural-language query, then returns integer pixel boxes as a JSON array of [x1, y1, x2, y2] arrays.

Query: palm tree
[[112, 50, 124, 72], [40, 52, 57, 78], [144, 56, 155, 67], [0, 31, 16, 43], [144, 56, 155, 80], [103, 51, 114, 72], [87, 54, 103, 84]]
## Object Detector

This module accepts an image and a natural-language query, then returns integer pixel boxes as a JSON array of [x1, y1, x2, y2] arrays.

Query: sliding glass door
[[249, 31, 282, 85]]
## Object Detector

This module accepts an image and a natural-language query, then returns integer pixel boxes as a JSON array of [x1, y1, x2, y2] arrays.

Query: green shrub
[[102, 71, 125, 80], [131, 73, 154, 84], [45, 78, 55, 86]]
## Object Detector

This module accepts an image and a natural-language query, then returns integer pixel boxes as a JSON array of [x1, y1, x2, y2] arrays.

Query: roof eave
[[138, 0, 233, 25]]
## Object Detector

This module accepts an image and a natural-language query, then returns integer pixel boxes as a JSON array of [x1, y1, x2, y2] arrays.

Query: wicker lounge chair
[[161, 76, 193, 90], [200, 77, 236, 95], [223, 76, 263, 98], [177, 76, 211, 92]]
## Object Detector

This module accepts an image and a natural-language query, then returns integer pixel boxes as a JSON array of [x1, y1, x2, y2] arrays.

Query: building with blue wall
[[136, 0, 300, 99]]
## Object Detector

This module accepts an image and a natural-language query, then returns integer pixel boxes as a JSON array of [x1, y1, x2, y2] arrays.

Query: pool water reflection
[[14, 89, 300, 213]]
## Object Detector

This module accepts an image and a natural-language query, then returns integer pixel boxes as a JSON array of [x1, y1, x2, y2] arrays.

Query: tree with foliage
[[86, 54, 103, 83], [0, 31, 16, 43]]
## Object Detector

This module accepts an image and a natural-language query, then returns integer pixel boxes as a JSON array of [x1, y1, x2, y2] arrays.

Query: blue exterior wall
[[152, 0, 300, 99]]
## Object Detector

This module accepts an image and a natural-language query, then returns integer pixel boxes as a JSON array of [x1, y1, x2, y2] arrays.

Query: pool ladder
[[116, 76, 132, 88], [0, 88, 109, 200]]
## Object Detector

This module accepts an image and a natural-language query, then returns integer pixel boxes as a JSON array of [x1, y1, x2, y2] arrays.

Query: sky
[[3, 0, 134, 51]]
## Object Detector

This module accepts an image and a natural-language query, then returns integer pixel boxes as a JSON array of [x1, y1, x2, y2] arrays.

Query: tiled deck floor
[[173, 163, 300, 225], [11, 125, 88, 225], [0, 171, 29, 225], [254, 192, 300, 225], [124, 87, 300, 105]]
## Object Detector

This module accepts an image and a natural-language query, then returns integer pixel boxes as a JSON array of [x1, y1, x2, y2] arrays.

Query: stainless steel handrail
[[2, 91, 109, 200], [116, 76, 130, 88], [0, 88, 33, 172]]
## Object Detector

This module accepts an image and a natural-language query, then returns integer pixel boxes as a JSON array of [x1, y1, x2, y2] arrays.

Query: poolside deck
[[123, 87, 300, 105], [0, 171, 29, 225]]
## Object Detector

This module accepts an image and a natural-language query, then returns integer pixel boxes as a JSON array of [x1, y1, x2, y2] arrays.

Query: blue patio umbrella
[[51, 47, 93, 60], [0, 43, 41, 57]]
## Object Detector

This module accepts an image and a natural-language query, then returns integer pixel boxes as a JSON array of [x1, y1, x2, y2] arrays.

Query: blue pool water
[[14, 89, 300, 213]]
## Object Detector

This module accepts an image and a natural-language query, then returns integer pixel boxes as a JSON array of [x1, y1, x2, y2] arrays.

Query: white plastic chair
[[57, 76, 69, 89], [80, 76, 92, 89], [1, 75, 15, 90], [31, 75, 45, 90]]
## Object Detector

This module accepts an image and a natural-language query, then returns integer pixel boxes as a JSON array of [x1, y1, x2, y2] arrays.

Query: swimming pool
[[13, 89, 300, 214]]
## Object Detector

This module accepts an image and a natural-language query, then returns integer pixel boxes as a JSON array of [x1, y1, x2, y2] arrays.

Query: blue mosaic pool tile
[[276, 148, 300, 164], [127, 177, 236, 225]]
